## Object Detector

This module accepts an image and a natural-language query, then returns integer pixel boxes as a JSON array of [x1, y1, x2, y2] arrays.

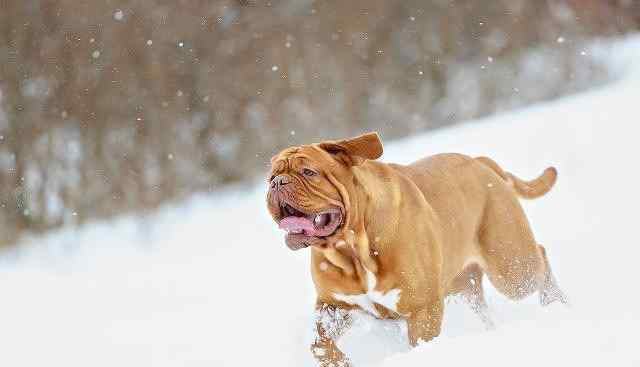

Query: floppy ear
[[318, 132, 383, 166]]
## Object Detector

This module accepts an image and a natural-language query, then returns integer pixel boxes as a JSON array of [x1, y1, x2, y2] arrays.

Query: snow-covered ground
[[1, 37, 640, 367]]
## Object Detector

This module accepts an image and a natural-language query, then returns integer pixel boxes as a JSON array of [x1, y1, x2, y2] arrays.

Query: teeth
[[314, 214, 329, 228]]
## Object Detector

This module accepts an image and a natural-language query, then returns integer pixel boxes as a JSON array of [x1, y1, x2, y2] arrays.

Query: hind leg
[[538, 245, 569, 306], [448, 264, 494, 329], [478, 193, 567, 305], [448, 264, 495, 330]]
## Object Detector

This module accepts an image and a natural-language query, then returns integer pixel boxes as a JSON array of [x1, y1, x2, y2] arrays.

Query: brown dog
[[266, 132, 567, 366]]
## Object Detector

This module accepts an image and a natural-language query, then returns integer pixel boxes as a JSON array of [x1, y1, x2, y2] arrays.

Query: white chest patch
[[333, 270, 402, 318]]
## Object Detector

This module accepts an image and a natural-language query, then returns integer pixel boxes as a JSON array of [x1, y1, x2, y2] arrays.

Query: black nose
[[271, 175, 291, 190]]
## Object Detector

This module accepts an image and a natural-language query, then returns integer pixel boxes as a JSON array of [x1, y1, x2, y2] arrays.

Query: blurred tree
[[0, 0, 637, 244]]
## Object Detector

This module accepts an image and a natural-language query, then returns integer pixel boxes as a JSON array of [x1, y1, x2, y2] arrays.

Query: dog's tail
[[475, 156, 557, 200]]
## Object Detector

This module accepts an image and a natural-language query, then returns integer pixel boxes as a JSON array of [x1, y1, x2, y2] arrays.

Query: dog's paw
[[539, 272, 570, 307]]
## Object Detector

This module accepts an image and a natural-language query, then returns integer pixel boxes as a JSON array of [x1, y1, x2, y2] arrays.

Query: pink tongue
[[279, 216, 319, 236]]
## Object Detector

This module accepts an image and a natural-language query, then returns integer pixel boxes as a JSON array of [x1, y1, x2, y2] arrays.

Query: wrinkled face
[[267, 145, 346, 250]]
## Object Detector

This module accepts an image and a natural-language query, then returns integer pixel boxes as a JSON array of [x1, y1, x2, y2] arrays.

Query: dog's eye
[[302, 168, 318, 177]]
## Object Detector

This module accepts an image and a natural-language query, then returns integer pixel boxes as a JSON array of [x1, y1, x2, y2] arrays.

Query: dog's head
[[267, 132, 383, 250]]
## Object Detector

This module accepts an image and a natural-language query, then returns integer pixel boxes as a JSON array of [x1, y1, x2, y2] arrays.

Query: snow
[[113, 9, 124, 22], [2, 36, 640, 366]]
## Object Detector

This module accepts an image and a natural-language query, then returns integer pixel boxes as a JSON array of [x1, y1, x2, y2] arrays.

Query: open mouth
[[277, 201, 343, 250]]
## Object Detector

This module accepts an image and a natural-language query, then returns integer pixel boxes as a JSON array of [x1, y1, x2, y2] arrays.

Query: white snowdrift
[[1, 37, 639, 367]]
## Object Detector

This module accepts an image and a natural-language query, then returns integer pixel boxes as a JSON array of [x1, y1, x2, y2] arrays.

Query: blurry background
[[0, 0, 639, 244]]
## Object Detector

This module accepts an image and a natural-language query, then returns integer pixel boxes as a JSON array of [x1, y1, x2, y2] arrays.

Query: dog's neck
[[318, 161, 401, 278], [350, 161, 400, 244]]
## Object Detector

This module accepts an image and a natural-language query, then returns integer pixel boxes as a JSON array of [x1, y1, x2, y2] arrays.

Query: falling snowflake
[[488, 56, 494, 62], [146, 40, 153, 46], [92, 50, 101, 59], [557, 36, 565, 44], [113, 9, 124, 21], [290, 130, 295, 136], [168, 154, 174, 160], [285, 42, 291, 48], [418, 70, 423, 75], [409, 16, 415, 21], [178, 41, 184, 48], [271, 65, 279, 71]]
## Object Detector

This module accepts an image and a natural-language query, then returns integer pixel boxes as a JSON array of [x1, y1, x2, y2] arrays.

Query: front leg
[[311, 303, 352, 367], [407, 297, 444, 346]]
